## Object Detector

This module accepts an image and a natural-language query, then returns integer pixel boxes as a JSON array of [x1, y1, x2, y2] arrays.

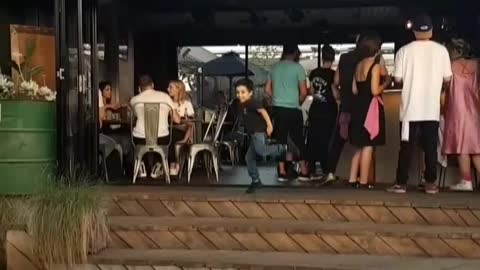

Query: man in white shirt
[[387, 14, 452, 195], [130, 75, 181, 177]]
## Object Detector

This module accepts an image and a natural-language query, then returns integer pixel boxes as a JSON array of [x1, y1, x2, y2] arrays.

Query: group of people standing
[[241, 13, 480, 194]]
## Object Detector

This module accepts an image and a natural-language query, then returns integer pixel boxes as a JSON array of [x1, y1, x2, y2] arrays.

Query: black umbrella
[[201, 52, 255, 102], [202, 52, 254, 77]]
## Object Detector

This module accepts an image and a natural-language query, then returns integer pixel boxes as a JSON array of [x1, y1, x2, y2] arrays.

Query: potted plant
[[0, 38, 57, 195]]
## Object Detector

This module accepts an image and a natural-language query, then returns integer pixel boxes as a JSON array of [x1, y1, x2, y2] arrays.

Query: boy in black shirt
[[236, 79, 286, 193]]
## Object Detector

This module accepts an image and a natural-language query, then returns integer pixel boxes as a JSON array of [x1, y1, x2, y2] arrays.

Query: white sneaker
[[325, 173, 336, 183], [139, 162, 147, 178], [151, 162, 163, 179], [450, 180, 473, 192]]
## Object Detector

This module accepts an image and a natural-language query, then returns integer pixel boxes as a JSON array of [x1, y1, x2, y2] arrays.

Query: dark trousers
[[307, 115, 337, 173], [272, 106, 306, 160], [396, 121, 439, 185], [326, 120, 347, 174]]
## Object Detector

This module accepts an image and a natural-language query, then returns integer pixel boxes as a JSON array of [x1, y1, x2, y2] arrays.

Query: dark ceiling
[[108, 0, 479, 44]]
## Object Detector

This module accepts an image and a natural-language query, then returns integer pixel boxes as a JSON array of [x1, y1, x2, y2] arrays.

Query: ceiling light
[[405, 20, 413, 29]]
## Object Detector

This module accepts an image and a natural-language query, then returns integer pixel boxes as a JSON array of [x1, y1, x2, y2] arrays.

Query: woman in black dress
[[348, 32, 391, 187]]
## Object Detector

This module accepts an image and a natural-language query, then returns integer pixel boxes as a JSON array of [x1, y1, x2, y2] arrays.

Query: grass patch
[[1, 168, 108, 269]]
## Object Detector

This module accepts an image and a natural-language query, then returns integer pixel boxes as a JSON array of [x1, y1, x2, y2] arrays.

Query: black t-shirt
[[240, 99, 266, 134], [337, 50, 361, 113], [309, 67, 336, 117]]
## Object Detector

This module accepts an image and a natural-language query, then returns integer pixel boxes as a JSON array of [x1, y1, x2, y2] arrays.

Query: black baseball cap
[[413, 14, 433, 32]]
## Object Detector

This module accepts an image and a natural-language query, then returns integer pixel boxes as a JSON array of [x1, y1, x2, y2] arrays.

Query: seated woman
[[99, 81, 132, 170], [167, 80, 195, 175], [100, 81, 126, 113]]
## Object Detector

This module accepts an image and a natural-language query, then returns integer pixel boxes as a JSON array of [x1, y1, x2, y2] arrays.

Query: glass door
[[55, 0, 98, 173]]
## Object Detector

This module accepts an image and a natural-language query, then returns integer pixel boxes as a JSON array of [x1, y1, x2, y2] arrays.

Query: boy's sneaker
[[425, 183, 439, 195], [246, 181, 263, 194], [386, 184, 407, 194], [450, 180, 474, 192]]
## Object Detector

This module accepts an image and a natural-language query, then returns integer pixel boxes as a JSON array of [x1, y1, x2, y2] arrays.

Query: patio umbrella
[[201, 52, 254, 100], [202, 52, 254, 77]]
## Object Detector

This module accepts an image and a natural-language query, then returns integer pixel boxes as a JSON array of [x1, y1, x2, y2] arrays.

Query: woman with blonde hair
[[167, 80, 195, 175], [442, 38, 480, 192]]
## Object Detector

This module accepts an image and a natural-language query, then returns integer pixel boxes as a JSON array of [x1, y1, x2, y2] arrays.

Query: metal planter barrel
[[0, 100, 56, 194]]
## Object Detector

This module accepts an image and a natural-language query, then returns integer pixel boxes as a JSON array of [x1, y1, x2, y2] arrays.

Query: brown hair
[[170, 80, 189, 103], [357, 31, 382, 60], [139, 75, 153, 90]]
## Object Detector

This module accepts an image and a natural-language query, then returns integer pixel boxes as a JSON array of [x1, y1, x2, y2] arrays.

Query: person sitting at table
[[130, 75, 181, 178], [168, 80, 195, 143], [99, 81, 127, 113], [168, 80, 195, 176], [99, 80, 132, 171], [98, 87, 122, 177]]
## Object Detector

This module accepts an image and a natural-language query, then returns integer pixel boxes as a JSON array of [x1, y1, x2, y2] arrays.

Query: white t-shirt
[[173, 100, 195, 118], [394, 40, 452, 122], [130, 89, 175, 138]]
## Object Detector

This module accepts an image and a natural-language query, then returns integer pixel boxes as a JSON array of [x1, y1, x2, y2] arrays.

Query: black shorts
[[271, 106, 305, 159]]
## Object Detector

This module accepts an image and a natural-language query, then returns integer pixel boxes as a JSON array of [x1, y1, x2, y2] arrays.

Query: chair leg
[[102, 154, 109, 183], [212, 150, 220, 182], [203, 152, 212, 180], [187, 151, 197, 184], [228, 145, 235, 167], [132, 159, 141, 184], [178, 152, 186, 180], [161, 154, 170, 184], [115, 144, 124, 174]]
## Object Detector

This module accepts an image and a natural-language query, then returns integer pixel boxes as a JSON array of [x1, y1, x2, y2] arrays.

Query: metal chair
[[182, 104, 228, 183], [131, 102, 173, 184], [217, 116, 240, 166], [99, 134, 123, 183]]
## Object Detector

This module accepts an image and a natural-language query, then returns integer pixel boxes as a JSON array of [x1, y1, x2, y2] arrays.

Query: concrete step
[[90, 249, 480, 270], [107, 216, 480, 258], [107, 186, 480, 227]]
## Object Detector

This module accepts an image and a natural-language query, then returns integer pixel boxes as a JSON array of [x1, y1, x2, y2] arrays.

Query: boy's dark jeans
[[245, 132, 284, 182]]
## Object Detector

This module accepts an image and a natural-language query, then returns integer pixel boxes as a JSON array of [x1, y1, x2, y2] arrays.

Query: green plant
[[0, 197, 28, 230], [25, 168, 108, 268], [0, 196, 28, 270], [11, 39, 44, 82]]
